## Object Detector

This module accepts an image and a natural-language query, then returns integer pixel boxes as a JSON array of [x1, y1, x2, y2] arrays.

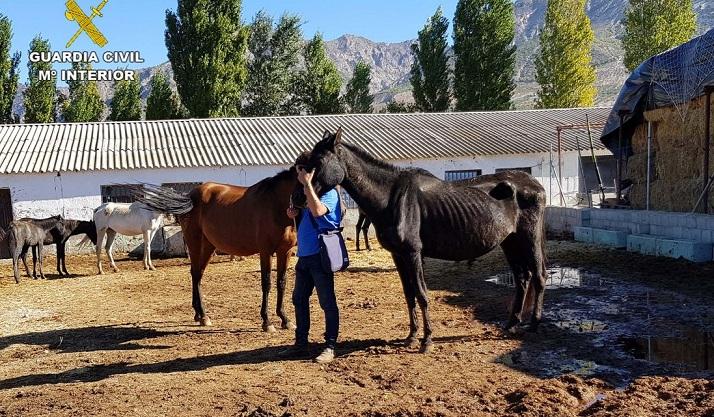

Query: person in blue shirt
[[284, 165, 341, 363]]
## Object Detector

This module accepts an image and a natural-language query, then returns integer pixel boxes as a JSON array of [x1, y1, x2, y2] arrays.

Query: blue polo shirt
[[297, 189, 341, 257]]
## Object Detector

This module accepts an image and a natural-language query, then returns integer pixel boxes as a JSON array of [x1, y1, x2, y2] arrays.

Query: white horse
[[92, 202, 164, 274]]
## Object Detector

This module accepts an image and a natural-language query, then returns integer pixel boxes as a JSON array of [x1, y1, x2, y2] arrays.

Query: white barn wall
[[2, 165, 284, 220], [1, 149, 602, 222]]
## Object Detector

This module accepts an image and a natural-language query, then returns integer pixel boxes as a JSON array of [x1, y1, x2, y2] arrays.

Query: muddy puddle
[[487, 267, 714, 383]]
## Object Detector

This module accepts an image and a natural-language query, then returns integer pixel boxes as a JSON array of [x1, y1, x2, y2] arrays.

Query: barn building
[[550, 29, 714, 263], [0, 108, 613, 257]]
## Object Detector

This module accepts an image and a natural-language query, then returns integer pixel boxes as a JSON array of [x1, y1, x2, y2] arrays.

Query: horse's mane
[[341, 142, 437, 180], [249, 167, 296, 193], [20, 216, 63, 228], [342, 142, 403, 173]]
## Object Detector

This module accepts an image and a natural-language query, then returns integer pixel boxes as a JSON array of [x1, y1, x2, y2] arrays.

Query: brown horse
[[132, 169, 298, 332]]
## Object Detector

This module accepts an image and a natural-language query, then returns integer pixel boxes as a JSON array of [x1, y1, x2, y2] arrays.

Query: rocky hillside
[[11, 0, 713, 118]]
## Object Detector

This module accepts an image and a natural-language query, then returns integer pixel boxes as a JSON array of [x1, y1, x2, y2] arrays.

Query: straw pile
[[626, 95, 714, 212]]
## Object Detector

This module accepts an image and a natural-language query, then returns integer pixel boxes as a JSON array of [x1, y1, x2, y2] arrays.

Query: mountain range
[[12, 0, 714, 118]]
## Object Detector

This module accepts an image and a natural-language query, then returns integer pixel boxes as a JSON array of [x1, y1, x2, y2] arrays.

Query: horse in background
[[0, 217, 63, 283], [21, 218, 97, 277], [132, 168, 299, 332], [92, 202, 164, 274], [355, 208, 372, 251], [293, 129, 547, 352]]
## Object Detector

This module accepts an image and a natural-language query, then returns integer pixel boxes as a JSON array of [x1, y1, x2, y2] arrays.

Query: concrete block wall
[[546, 207, 714, 245]]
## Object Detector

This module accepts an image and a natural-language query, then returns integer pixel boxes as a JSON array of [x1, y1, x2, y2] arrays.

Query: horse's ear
[[334, 127, 343, 146]]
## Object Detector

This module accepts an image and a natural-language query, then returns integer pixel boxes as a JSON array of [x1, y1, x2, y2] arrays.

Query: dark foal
[[293, 129, 547, 352], [21, 218, 98, 277], [355, 208, 372, 251], [0, 217, 63, 283]]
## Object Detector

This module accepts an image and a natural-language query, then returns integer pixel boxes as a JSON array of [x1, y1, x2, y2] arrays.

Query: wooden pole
[[703, 86, 713, 213], [557, 128, 564, 206], [646, 121, 652, 211], [585, 115, 605, 204], [616, 110, 629, 203], [575, 135, 592, 207]]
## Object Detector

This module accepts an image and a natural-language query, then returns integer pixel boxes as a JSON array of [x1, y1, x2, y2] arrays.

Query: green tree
[[165, 0, 249, 118], [242, 11, 302, 117], [23, 36, 56, 123], [410, 7, 450, 112], [453, 0, 516, 111], [622, 0, 696, 71], [146, 72, 181, 120], [534, 0, 597, 108], [0, 14, 20, 124], [292, 33, 343, 115], [381, 100, 417, 113], [62, 62, 104, 123], [343, 61, 373, 113], [109, 75, 141, 121]]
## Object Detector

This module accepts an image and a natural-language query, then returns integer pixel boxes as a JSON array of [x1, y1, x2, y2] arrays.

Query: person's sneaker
[[314, 347, 335, 364], [278, 344, 310, 359]]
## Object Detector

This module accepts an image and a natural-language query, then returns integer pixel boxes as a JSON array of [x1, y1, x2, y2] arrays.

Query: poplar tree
[[410, 7, 450, 112], [242, 11, 302, 117], [453, 0, 516, 111], [292, 33, 343, 115], [343, 62, 373, 113], [0, 14, 20, 124], [146, 72, 181, 120], [622, 0, 696, 71], [534, 0, 597, 108], [165, 0, 249, 118], [24, 35, 56, 123], [109, 75, 142, 121], [62, 62, 104, 123]]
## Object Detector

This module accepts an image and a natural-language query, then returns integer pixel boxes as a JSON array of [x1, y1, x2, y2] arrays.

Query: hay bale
[[628, 183, 646, 209], [627, 152, 648, 183], [629, 94, 714, 212], [631, 123, 648, 153]]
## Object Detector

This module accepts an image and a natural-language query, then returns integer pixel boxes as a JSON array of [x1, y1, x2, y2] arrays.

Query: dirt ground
[[0, 240, 712, 417]]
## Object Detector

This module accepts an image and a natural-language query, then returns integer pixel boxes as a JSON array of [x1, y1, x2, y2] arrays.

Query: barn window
[[445, 169, 482, 181], [495, 167, 532, 174], [162, 182, 202, 194], [101, 185, 136, 204]]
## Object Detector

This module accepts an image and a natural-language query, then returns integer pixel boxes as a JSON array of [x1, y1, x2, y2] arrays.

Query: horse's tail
[[130, 184, 195, 217]]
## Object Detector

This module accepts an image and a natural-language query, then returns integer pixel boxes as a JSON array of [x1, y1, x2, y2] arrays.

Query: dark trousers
[[292, 254, 339, 348]]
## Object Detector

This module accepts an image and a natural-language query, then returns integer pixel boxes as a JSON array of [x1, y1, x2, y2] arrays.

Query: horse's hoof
[[149, 266, 156, 271], [263, 324, 277, 333], [282, 322, 297, 331], [420, 342, 434, 354], [200, 317, 213, 326], [506, 325, 525, 336], [405, 337, 420, 349]]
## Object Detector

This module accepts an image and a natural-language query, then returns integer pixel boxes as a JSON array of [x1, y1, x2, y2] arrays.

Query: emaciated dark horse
[[293, 129, 547, 352]]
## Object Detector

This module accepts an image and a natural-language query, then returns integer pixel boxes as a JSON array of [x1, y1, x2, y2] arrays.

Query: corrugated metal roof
[[0, 107, 610, 174]]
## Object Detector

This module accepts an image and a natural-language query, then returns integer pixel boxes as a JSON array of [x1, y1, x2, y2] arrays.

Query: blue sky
[[1, 0, 457, 82]]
